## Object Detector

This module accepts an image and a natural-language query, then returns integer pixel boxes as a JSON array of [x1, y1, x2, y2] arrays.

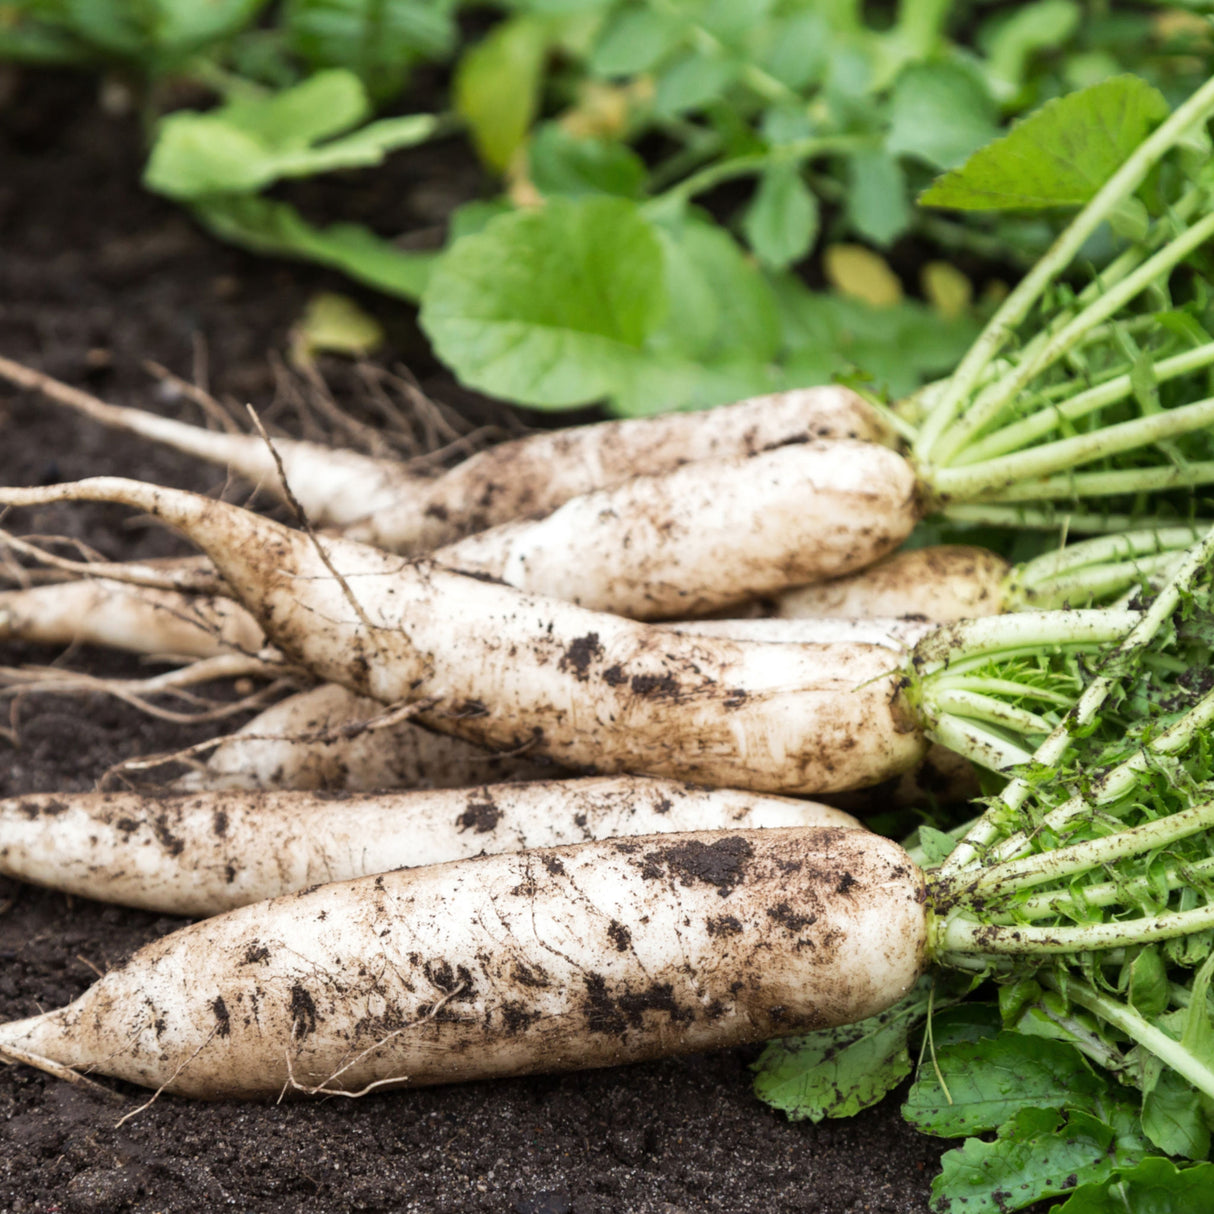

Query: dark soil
[[0, 69, 949, 1214]]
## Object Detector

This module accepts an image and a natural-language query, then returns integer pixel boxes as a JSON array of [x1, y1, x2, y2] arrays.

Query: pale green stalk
[[938, 522, 1214, 877], [974, 461, 1214, 503], [925, 688, 1056, 735], [931, 395, 1214, 502], [935, 900, 1214, 956], [953, 342, 1214, 467], [931, 210, 1214, 465], [1041, 973, 1214, 1102], [912, 75, 1214, 463], [960, 798, 1214, 900]]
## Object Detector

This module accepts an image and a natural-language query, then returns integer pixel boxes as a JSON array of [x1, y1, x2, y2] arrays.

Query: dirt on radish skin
[[0, 827, 925, 1099], [767, 545, 1012, 622], [0, 479, 931, 794], [0, 778, 860, 914]]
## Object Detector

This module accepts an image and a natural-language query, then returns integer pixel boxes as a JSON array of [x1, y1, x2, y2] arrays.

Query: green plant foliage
[[920, 75, 1170, 210], [455, 15, 550, 172], [144, 70, 439, 198], [419, 196, 667, 408], [194, 196, 434, 300], [0, 0, 269, 67], [1051, 1158, 1214, 1214], [752, 981, 932, 1122]]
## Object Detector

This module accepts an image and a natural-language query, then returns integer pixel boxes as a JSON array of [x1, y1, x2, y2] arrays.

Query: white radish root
[[1, 355, 889, 552], [666, 616, 935, 650], [169, 682, 559, 792], [767, 546, 1012, 623], [0, 479, 929, 793], [436, 442, 917, 618], [0, 827, 925, 1098], [0, 579, 264, 660], [0, 777, 859, 915]]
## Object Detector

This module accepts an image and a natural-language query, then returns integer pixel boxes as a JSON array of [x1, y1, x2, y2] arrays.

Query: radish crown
[[903, 76, 1214, 523]]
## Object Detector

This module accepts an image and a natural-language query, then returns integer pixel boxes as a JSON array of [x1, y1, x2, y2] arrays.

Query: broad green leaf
[[920, 75, 1170, 211], [742, 164, 818, 270], [653, 48, 738, 119], [904, 1033, 1105, 1137], [648, 217, 780, 365], [609, 356, 777, 418], [1051, 1158, 1214, 1214], [886, 62, 999, 170], [194, 196, 434, 301], [700, 0, 777, 44], [756, 9, 829, 91], [754, 981, 932, 1121], [608, 215, 782, 414], [420, 197, 666, 409], [1141, 1068, 1210, 1159], [0, 11, 93, 63], [931, 1106, 1147, 1214], [455, 15, 549, 173], [447, 199, 514, 243], [588, 6, 681, 77], [846, 151, 911, 246], [144, 73, 438, 199], [528, 124, 647, 198], [1125, 948, 1169, 1019], [284, 0, 458, 101], [219, 69, 369, 148], [916, 824, 960, 865]]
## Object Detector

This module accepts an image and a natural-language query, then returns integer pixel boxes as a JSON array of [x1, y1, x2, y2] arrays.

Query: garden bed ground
[[0, 69, 950, 1214]]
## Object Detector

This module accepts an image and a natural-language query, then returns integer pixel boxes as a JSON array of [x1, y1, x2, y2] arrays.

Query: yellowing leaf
[[922, 261, 972, 319], [289, 292, 384, 367], [454, 16, 548, 174], [824, 245, 902, 307]]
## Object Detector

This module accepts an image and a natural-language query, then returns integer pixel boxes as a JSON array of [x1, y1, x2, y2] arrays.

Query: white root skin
[[435, 441, 917, 618], [0, 480, 930, 793], [821, 743, 981, 814], [768, 546, 1011, 623], [173, 683, 559, 792], [0, 827, 926, 1098], [345, 386, 895, 551], [0, 778, 860, 916], [0, 579, 264, 660], [666, 616, 935, 651], [7, 354, 889, 552]]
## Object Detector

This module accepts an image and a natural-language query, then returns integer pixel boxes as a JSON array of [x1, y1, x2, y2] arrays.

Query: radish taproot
[[0, 478, 932, 793], [433, 441, 916, 617], [0, 355, 886, 552], [762, 530, 1204, 623], [0, 578, 264, 660], [0, 777, 858, 915], [0, 479, 1151, 793], [0, 825, 924, 1097], [171, 682, 560, 792]]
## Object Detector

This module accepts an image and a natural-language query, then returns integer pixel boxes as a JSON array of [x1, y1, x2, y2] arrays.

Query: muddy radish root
[[436, 441, 917, 618], [0, 778, 861, 915], [0, 827, 925, 1098], [0, 479, 929, 794], [0, 353, 888, 551]]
